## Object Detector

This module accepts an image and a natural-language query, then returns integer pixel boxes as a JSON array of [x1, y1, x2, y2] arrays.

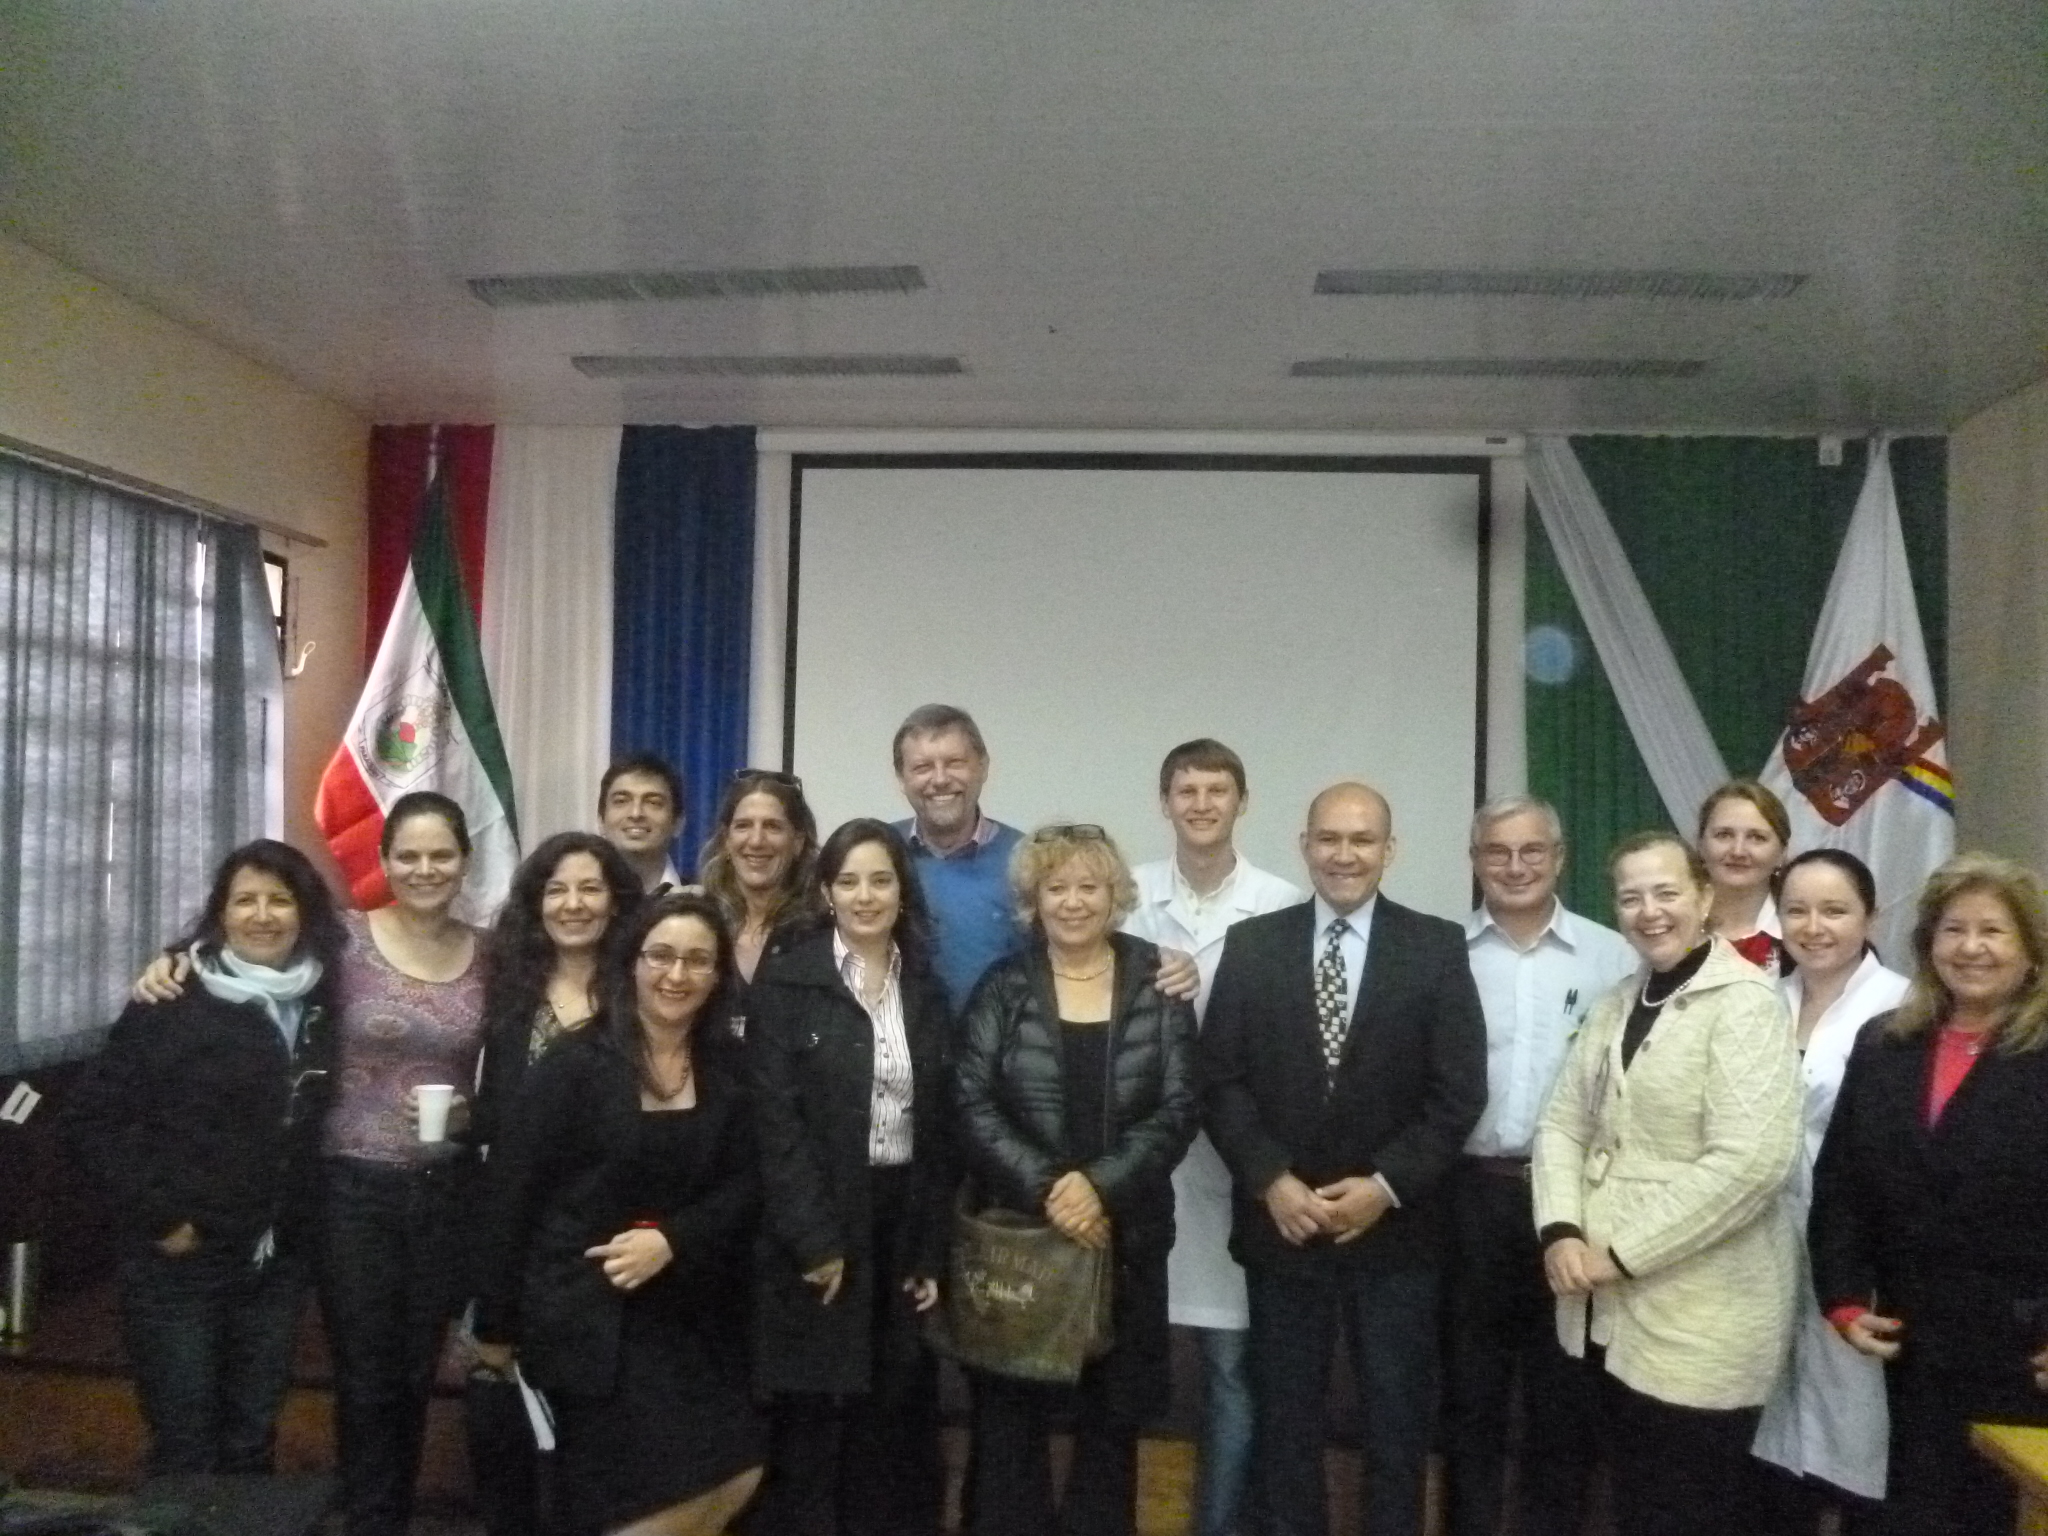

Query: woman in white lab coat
[[1751, 849, 1909, 1533]]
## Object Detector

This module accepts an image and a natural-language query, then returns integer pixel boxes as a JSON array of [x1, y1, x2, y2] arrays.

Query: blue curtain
[[611, 426, 757, 874]]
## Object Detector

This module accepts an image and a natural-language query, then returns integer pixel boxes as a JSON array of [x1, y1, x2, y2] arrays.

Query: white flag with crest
[[1760, 437, 1953, 963]]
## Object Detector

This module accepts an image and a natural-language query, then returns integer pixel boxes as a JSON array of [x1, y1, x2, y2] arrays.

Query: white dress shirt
[[1462, 899, 1636, 1159], [833, 931, 914, 1167], [1123, 851, 1302, 1330], [1310, 894, 1377, 1023]]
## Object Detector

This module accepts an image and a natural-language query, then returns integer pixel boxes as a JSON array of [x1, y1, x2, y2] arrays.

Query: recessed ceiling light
[[572, 353, 965, 378], [1289, 357, 1707, 378], [469, 265, 927, 306], [1313, 269, 1806, 301]]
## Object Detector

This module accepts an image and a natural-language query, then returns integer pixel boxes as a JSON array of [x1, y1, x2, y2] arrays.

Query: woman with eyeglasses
[[953, 823, 1200, 1536], [130, 790, 490, 1536], [476, 891, 765, 1536], [747, 819, 953, 1536], [69, 839, 345, 1477], [467, 832, 645, 1536], [696, 770, 822, 983]]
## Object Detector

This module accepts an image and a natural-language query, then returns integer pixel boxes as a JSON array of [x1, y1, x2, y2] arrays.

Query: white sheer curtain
[[478, 426, 621, 846], [1525, 435, 1730, 830], [0, 454, 282, 1069]]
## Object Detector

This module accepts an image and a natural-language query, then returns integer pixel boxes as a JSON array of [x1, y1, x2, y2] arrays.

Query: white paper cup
[[415, 1084, 455, 1144]]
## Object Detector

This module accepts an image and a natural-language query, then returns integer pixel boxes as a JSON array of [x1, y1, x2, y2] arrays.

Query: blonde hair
[[1009, 826, 1139, 930], [1888, 852, 2048, 1053]]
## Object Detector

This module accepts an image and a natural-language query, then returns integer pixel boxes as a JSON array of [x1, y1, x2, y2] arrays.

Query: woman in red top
[[1808, 853, 2048, 1536], [1696, 779, 1793, 975]]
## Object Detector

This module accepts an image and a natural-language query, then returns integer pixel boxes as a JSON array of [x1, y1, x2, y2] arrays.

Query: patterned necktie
[[1315, 918, 1350, 1079]]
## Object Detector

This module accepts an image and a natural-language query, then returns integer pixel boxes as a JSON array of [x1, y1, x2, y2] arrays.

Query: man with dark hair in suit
[[1201, 782, 1487, 1536]]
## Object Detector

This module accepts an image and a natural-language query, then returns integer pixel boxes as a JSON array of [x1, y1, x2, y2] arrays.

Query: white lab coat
[[1123, 855, 1303, 1329], [1752, 951, 1910, 1498]]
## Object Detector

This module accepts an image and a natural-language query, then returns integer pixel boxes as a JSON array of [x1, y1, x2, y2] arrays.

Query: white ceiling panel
[[3, 0, 2041, 430]]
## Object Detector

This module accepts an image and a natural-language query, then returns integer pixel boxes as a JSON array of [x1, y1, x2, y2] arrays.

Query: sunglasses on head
[[1031, 823, 1108, 843], [733, 769, 804, 790]]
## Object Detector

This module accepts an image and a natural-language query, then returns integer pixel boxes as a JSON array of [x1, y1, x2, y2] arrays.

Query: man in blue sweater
[[891, 703, 1203, 1012], [891, 703, 1025, 1009]]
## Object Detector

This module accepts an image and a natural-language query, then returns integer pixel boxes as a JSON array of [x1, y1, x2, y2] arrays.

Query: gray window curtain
[[0, 454, 283, 1070]]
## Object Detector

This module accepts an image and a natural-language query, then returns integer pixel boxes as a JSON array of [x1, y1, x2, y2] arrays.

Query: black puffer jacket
[[952, 933, 1198, 1259]]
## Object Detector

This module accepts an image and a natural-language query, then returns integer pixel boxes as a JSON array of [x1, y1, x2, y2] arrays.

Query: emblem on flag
[[1784, 643, 1948, 827], [364, 670, 450, 788]]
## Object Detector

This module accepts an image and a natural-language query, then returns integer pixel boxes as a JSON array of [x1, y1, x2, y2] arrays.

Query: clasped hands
[[1542, 1236, 1621, 1296], [1046, 1170, 1112, 1251], [1263, 1170, 1390, 1246]]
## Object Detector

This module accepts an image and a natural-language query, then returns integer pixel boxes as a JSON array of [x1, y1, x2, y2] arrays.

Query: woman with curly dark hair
[[696, 770, 822, 983], [467, 831, 645, 1536]]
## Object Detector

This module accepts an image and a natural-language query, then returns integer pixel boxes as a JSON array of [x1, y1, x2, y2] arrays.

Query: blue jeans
[[119, 1239, 309, 1476], [319, 1155, 475, 1536], [1246, 1264, 1439, 1536], [1190, 1327, 1254, 1536]]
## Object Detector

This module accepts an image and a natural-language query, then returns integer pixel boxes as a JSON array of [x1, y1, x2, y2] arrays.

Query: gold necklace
[[1052, 958, 1113, 982]]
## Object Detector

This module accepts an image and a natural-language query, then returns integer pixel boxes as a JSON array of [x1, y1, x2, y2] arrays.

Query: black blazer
[[1199, 895, 1487, 1274], [473, 1028, 757, 1398], [1809, 1014, 2048, 1418], [746, 927, 954, 1396], [68, 980, 337, 1258]]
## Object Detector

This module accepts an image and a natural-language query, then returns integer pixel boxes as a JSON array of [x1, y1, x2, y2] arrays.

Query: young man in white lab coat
[[1122, 738, 1301, 1536]]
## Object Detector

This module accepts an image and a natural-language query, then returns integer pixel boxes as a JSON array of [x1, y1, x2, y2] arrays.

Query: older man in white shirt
[[1442, 795, 1635, 1536], [1123, 738, 1300, 1536]]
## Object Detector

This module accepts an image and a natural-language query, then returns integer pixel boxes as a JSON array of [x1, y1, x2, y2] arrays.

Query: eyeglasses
[[638, 947, 720, 977], [1476, 842, 1557, 869], [733, 769, 804, 790], [1031, 824, 1108, 843]]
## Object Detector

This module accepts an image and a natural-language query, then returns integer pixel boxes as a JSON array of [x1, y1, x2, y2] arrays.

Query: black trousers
[[755, 1167, 944, 1536], [1746, 1460, 1881, 1536], [1247, 1263, 1439, 1536], [318, 1155, 474, 1536], [1439, 1161, 1598, 1536], [968, 1364, 1138, 1536], [1596, 1361, 1762, 1536]]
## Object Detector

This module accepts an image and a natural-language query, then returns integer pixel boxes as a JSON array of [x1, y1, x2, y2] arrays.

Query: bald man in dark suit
[[1200, 782, 1487, 1536]]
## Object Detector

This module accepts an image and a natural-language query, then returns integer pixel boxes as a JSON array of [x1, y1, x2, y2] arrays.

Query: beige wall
[[0, 235, 368, 871], [1949, 375, 2048, 872]]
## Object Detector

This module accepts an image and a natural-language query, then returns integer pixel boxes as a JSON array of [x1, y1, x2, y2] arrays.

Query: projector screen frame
[[780, 450, 1494, 846]]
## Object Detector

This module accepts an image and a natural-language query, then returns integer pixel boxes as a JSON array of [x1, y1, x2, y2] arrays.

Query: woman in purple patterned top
[[317, 790, 488, 1536]]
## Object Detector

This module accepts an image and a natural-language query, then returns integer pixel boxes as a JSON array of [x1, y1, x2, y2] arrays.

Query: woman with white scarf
[[69, 838, 347, 1476], [1750, 849, 1908, 1532]]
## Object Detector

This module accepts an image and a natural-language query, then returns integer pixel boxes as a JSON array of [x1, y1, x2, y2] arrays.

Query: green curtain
[[1528, 435, 1946, 919]]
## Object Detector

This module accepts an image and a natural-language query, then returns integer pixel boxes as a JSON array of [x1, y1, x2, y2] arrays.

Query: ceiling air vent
[[1313, 269, 1806, 301], [572, 354, 965, 378], [1289, 358, 1707, 379], [469, 265, 927, 306]]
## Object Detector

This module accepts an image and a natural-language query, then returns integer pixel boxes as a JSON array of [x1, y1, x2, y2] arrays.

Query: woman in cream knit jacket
[[1533, 830, 1802, 1536]]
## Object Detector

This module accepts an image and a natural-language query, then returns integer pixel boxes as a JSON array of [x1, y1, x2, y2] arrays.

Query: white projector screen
[[786, 459, 1487, 921]]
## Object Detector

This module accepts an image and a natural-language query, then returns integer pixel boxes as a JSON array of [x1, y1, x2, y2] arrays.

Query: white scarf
[[193, 947, 323, 1049]]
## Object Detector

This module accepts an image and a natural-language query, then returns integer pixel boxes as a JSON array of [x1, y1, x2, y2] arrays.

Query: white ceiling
[[5, 0, 2043, 432]]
